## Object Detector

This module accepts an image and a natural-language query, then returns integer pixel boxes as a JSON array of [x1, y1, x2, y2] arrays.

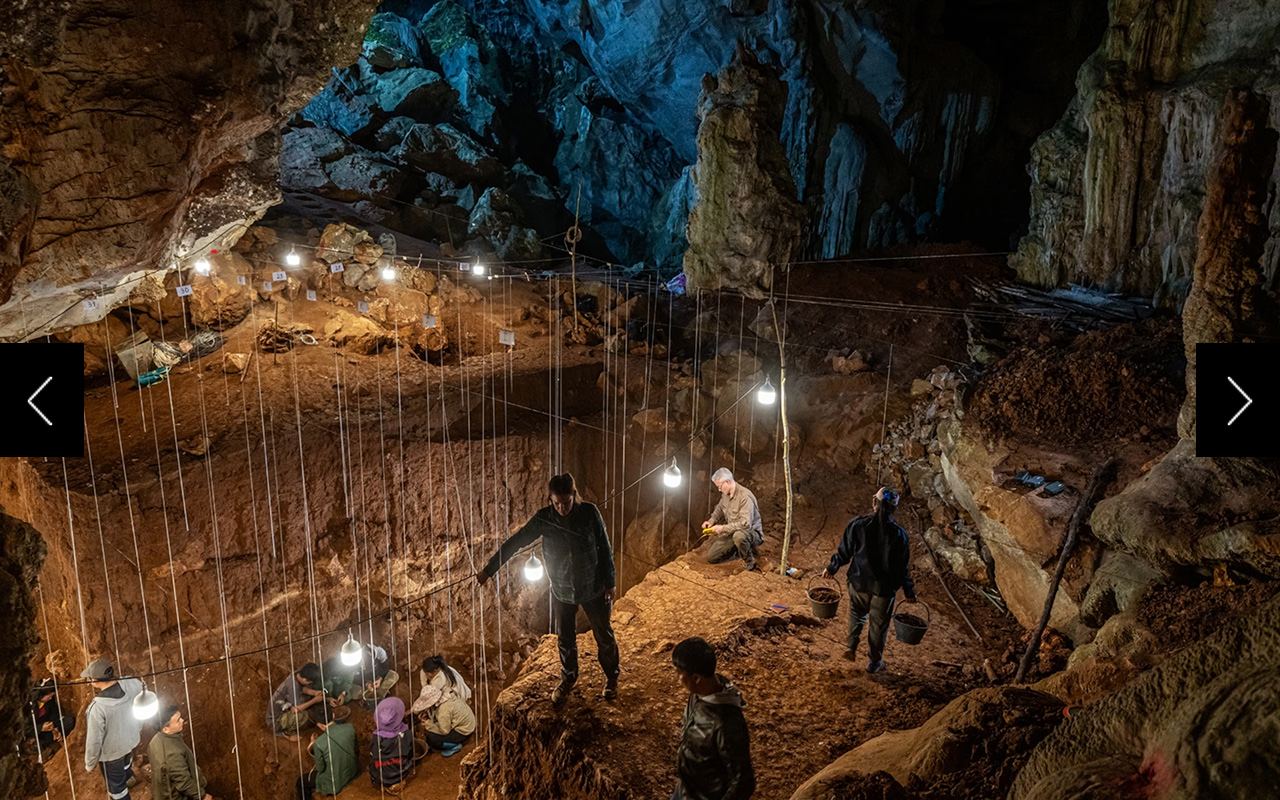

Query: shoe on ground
[[867, 660, 886, 674], [840, 650, 858, 662], [551, 682, 573, 704], [601, 681, 618, 701], [126, 775, 138, 788], [743, 560, 757, 572], [441, 743, 463, 758]]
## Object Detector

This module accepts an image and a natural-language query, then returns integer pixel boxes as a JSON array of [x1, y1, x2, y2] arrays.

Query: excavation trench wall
[[0, 358, 701, 798]]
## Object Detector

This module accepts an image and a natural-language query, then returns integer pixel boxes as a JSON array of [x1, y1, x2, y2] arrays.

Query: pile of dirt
[[965, 318, 1184, 447]]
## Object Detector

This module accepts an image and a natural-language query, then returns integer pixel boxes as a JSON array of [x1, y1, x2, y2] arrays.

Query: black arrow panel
[[0, 343, 84, 457], [1195, 343, 1280, 457]]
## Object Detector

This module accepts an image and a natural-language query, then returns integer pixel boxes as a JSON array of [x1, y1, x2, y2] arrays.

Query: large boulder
[[322, 309, 393, 354], [393, 123, 503, 185], [417, 0, 508, 139], [369, 67, 457, 119], [361, 12, 421, 69], [188, 252, 255, 330], [468, 188, 544, 261], [791, 687, 1064, 800], [1011, 593, 1280, 800]]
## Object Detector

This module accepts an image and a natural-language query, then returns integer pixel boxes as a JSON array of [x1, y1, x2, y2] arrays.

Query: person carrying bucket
[[822, 487, 918, 673]]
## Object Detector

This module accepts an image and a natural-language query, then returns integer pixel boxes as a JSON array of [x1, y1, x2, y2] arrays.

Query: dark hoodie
[[827, 513, 915, 599], [676, 675, 755, 800]]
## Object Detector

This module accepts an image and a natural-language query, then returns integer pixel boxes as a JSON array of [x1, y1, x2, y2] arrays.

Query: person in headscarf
[[369, 697, 414, 791], [408, 655, 475, 757]]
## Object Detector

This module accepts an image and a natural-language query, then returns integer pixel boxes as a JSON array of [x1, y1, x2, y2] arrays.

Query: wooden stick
[[1014, 457, 1117, 683], [912, 508, 982, 641]]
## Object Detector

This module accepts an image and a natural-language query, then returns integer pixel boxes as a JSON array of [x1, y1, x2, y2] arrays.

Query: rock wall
[[1011, 0, 1280, 302], [0, 0, 379, 340], [0, 509, 48, 798]]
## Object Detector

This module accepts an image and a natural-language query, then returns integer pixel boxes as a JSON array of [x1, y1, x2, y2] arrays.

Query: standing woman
[[408, 655, 475, 757]]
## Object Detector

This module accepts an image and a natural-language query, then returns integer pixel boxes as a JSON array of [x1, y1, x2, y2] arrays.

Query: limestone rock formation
[[682, 49, 805, 297], [1090, 91, 1280, 582], [1010, 593, 1280, 800], [0, 0, 379, 339], [791, 687, 1064, 800], [1011, 0, 1280, 302]]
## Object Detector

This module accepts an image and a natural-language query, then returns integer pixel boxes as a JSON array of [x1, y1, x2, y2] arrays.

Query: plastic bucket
[[893, 600, 930, 645], [807, 576, 842, 619]]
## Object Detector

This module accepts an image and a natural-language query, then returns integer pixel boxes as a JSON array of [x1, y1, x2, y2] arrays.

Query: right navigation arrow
[[1227, 376, 1252, 426]]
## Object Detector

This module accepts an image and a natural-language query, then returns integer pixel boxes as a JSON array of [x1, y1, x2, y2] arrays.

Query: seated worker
[[25, 678, 76, 759], [701, 468, 764, 572], [409, 655, 475, 757], [267, 663, 325, 741], [369, 697, 414, 792], [362, 645, 399, 709], [320, 656, 355, 708], [297, 705, 358, 800]]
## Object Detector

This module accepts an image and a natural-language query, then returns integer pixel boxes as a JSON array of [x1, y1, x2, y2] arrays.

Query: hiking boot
[[550, 681, 573, 704], [601, 679, 618, 701], [743, 559, 757, 572], [867, 660, 886, 674], [840, 649, 858, 662]]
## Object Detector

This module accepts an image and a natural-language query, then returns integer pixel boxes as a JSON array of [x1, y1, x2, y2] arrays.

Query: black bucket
[[893, 601, 930, 645], [807, 576, 842, 619]]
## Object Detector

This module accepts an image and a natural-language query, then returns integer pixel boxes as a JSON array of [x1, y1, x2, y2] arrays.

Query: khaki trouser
[[276, 708, 311, 734], [367, 670, 400, 701]]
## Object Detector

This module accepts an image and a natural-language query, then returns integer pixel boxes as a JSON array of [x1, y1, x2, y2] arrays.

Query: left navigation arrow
[[28, 376, 53, 426]]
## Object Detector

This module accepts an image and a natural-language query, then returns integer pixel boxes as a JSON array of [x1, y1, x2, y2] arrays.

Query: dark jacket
[[827, 513, 915, 599], [676, 676, 755, 800], [369, 731, 414, 787], [482, 501, 615, 604], [147, 730, 206, 800]]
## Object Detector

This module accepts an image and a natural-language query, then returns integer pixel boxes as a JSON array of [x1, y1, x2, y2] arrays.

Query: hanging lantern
[[381, 265, 396, 281], [194, 257, 211, 275], [132, 687, 159, 720], [757, 377, 777, 405], [523, 555, 544, 582], [473, 262, 485, 276], [340, 633, 363, 666], [663, 457, 682, 488], [285, 248, 301, 267]]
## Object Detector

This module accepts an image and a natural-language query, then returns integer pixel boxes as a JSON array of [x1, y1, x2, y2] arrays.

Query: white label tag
[[237, 275, 246, 285], [499, 329, 515, 346], [358, 301, 370, 313], [175, 285, 193, 297], [330, 262, 345, 273], [82, 298, 101, 312], [272, 270, 287, 282], [306, 289, 316, 301], [422, 314, 437, 328], [262, 281, 273, 292]]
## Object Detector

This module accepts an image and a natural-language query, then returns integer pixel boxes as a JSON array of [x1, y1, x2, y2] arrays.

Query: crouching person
[[296, 706, 358, 800], [671, 637, 755, 800], [410, 656, 475, 757], [369, 698, 414, 794], [267, 663, 325, 741]]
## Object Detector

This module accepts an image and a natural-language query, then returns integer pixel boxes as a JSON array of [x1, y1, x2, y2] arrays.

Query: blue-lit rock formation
[[284, 0, 1104, 282]]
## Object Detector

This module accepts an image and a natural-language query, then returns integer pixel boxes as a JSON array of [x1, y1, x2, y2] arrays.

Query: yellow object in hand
[[701, 527, 716, 536]]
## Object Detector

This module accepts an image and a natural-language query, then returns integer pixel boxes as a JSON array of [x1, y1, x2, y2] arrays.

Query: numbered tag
[[82, 298, 101, 312], [358, 301, 370, 313], [330, 262, 345, 273], [237, 275, 246, 285], [262, 281, 273, 292], [499, 329, 515, 346], [306, 289, 316, 301], [272, 270, 287, 282], [422, 314, 437, 328], [175, 285, 194, 297]]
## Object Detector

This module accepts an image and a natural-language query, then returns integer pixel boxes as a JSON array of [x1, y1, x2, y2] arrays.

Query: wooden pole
[[773, 299, 795, 573], [1014, 457, 1117, 683]]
